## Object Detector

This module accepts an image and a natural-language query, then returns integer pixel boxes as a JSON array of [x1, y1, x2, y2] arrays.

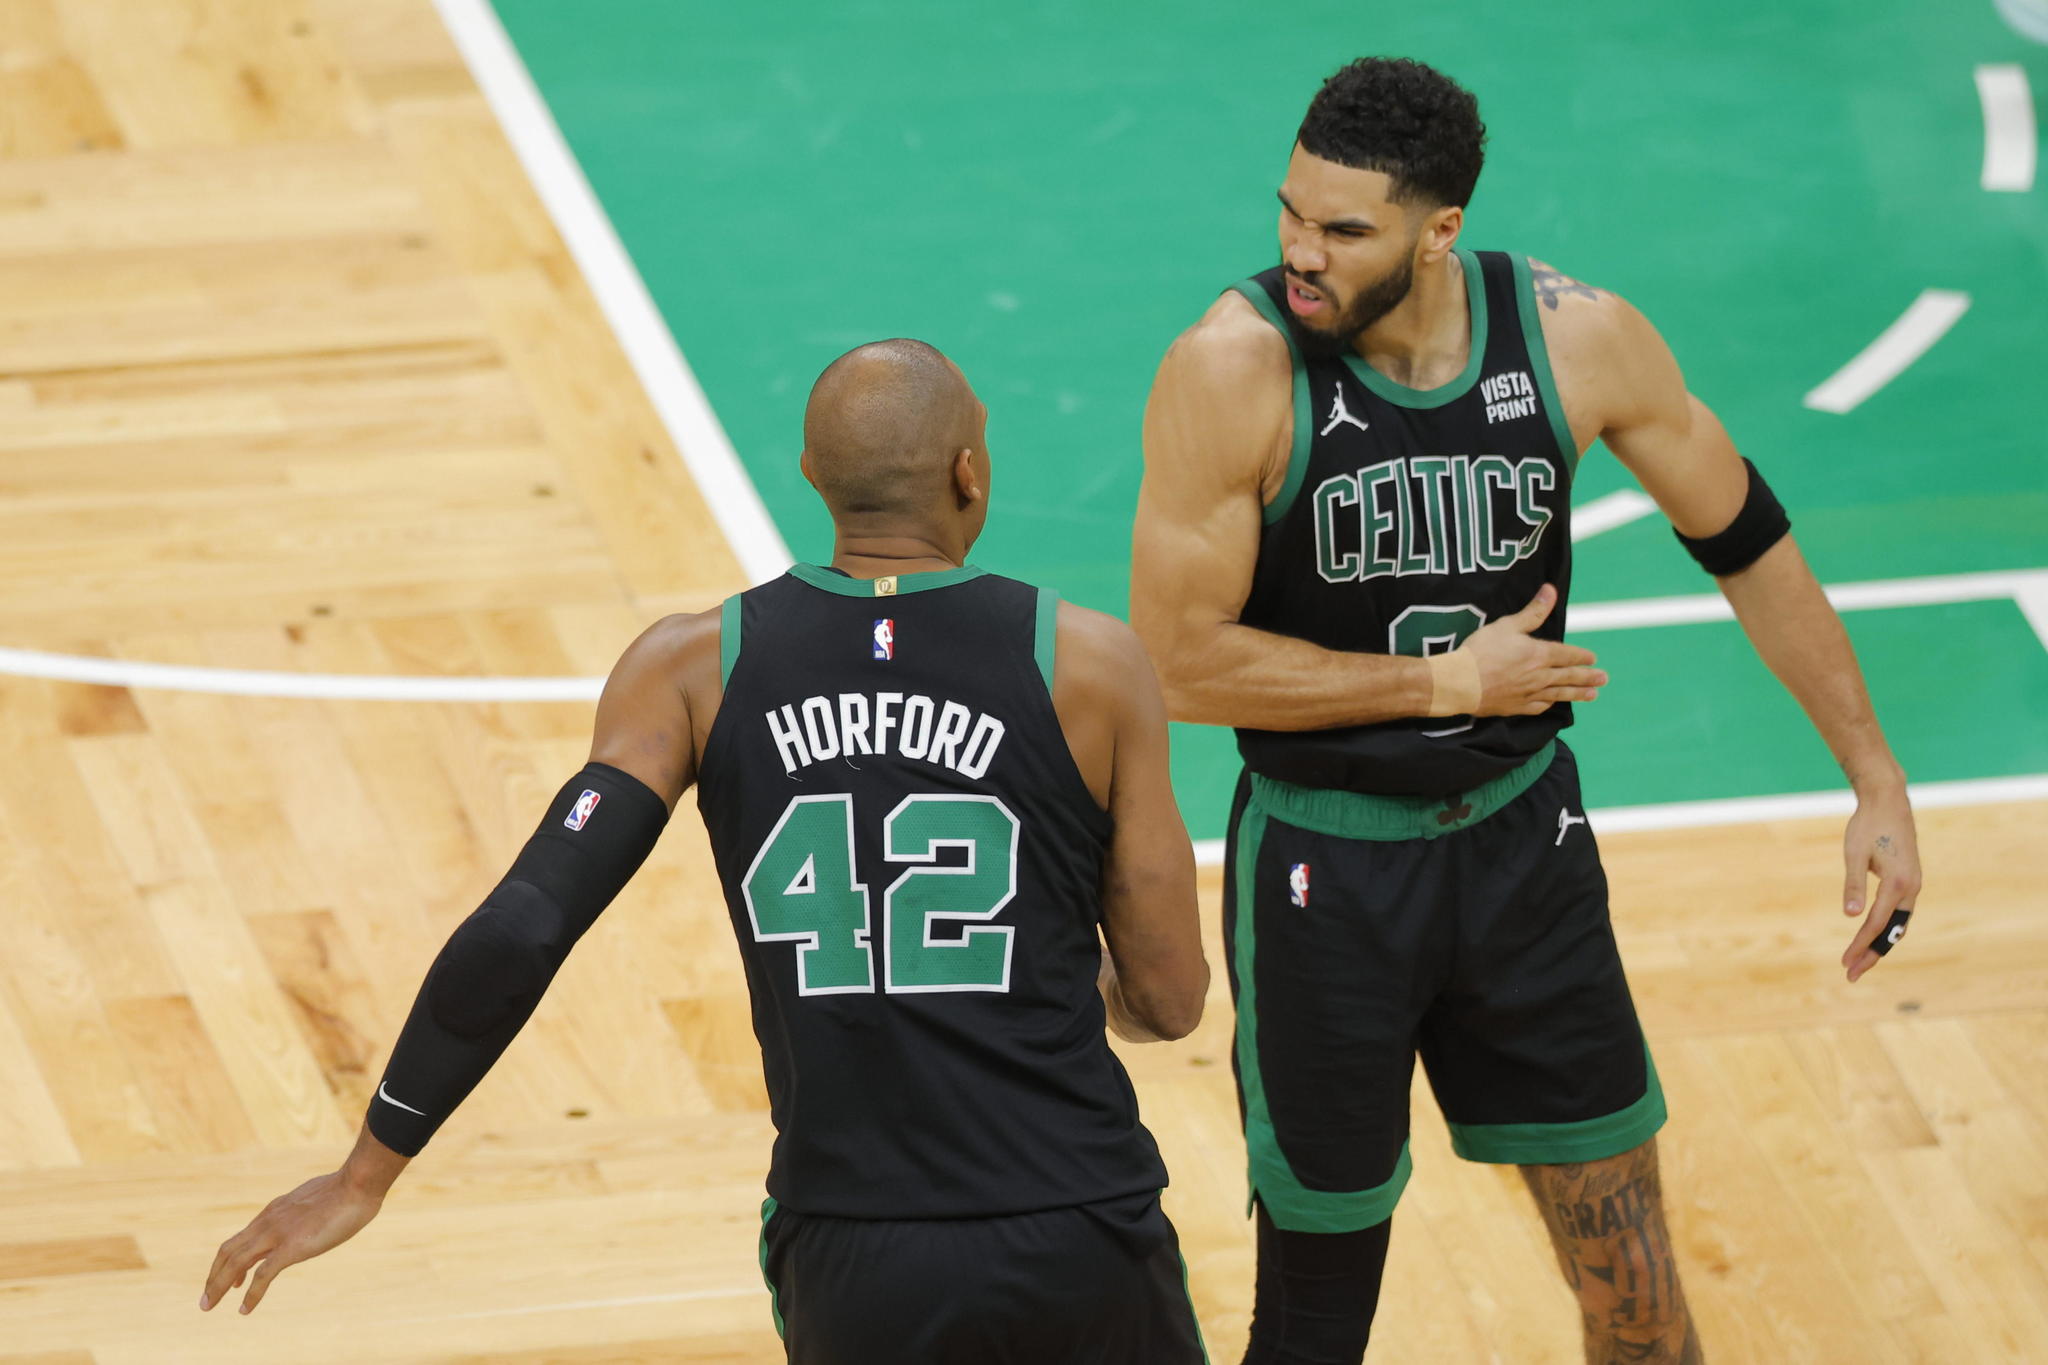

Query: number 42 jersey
[[696, 563, 1168, 1220]]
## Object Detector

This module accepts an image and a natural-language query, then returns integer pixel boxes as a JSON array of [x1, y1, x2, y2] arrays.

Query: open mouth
[[1284, 277, 1329, 317]]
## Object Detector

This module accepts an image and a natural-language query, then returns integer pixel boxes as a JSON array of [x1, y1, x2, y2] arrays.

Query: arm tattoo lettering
[[1530, 263, 1604, 312]]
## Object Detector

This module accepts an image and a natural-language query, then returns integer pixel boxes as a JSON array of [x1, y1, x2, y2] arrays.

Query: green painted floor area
[[496, 0, 2048, 835]]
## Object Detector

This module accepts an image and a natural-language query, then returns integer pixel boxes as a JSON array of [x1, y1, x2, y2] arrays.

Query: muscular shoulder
[[1165, 290, 1292, 390], [1525, 257, 1675, 441], [1052, 602, 1156, 709], [612, 606, 722, 706], [1146, 291, 1294, 498]]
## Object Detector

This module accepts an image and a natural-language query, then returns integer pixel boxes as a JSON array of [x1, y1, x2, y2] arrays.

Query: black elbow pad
[[1673, 458, 1791, 576]]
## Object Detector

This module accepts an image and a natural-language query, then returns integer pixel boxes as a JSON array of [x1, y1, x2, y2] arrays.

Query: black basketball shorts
[[1223, 740, 1665, 1234], [757, 1190, 1208, 1364]]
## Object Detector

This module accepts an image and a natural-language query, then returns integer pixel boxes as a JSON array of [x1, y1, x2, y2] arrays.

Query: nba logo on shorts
[[873, 618, 895, 661], [564, 789, 601, 831], [1288, 862, 1310, 908]]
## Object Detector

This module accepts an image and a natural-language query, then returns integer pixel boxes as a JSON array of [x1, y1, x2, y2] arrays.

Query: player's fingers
[[1843, 877, 1908, 974], [1842, 851, 1869, 919], [1539, 642, 1599, 669], [203, 1231, 265, 1311], [1510, 583, 1558, 631], [1546, 665, 1607, 691], [239, 1252, 289, 1315]]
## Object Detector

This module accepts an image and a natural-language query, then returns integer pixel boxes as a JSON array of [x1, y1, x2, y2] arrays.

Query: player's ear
[[952, 446, 983, 508], [1420, 203, 1462, 262], [799, 447, 818, 491]]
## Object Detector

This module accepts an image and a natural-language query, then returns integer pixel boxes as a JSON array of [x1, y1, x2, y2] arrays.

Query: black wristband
[[1673, 458, 1791, 576]]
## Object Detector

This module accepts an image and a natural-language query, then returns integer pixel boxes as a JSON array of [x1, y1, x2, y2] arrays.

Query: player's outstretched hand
[[201, 1168, 384, 1315], [1459, 585, 1609, 717], [1839, 783, 1922, 983]]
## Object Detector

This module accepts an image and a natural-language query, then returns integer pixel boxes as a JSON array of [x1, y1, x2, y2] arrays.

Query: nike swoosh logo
[[377, 1082, 426, 1116]]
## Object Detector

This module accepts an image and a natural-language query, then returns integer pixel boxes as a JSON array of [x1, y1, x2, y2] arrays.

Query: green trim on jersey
[[1226, 279, 1315, 526], [758, 1196, 786, 1339], [1233, 804, 1410, 1232], [1339, 248, 1488, 410], [1445, 1043, 1668, 1164], [1510, 253, 1583, 472], [1033, 588, 1060, 695], [719, 593, 743, 688], [1250, 739, 1556, 842], [788, 562, 988, 597]]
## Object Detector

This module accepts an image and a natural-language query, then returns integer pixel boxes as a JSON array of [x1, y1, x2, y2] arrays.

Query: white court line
[[0, 647, 602, 703], [1570, 566, 2048, 635], [1190, 771, 2048, 865], [1571, 489, 1658, 541], [3, 567, 2045, 698], [1802, 289, 1971, 415], [431, 0, 793, 585], [1976, 63, 2038, 192]]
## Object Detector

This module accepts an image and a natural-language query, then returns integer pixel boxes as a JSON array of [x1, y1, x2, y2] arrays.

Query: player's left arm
[[1552, 269, 1921, 984], [203, 612, 716, 1315]]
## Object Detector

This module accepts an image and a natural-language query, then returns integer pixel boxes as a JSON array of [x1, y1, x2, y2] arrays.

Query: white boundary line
[[1190, 771, 2048, 865], [1976, 63, 2039, 192], [1570, 566, 2048, 639], [1802, 289, 1971, 415], [1570, 489, 1658, 541], [430, 0, 793, 584]]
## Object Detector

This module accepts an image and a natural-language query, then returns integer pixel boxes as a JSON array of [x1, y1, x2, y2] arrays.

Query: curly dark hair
[[1297, 58, 1487, 208]]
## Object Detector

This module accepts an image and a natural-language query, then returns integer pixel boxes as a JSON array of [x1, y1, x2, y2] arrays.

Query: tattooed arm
[[1534, 260, 1922, 983]]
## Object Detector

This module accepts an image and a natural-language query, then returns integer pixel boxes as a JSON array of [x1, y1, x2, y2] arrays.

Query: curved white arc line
[[1802, 290, 1970, 414], [1977, 63, 2038, 192], [1572, 489, 1658, 541], [1192, 771, 2048, 864], [430, 0, 794, 584], [0, 647, 603, 702]]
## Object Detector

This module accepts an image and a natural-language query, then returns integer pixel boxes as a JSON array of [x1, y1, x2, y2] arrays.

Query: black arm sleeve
[[366, 762, 669, 1156]]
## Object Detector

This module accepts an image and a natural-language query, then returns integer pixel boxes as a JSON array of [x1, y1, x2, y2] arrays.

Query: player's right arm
[[1129, 297, 1606, 727], [1052, 604, 1207, 1043], [202, 612, 714, 1316]]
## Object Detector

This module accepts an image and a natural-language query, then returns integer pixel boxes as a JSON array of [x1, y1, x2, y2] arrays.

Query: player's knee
[[425, 881, 567, 1039]]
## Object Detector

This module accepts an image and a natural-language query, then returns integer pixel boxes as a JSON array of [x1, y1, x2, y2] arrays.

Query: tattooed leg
[[1520, 1138, 1702, 1365]]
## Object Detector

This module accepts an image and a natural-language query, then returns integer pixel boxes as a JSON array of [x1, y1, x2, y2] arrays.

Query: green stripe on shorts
[[1232, 803, 1411, 1233], [758, 1196, 785, 1339], [1445, 1043, 1668, 1165]]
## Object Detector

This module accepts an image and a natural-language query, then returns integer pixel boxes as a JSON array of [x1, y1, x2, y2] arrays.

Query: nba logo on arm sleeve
[[873, 619, 895, 661], [1288, 862, 1310, 908], [565, 789, 601, 831]]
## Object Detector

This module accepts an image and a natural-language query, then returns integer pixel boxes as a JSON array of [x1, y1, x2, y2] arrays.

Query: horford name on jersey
[[765, 692, 1007, 779]]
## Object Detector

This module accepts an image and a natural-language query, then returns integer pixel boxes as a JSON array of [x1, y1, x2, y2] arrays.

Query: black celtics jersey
[[696, 563, 1167, 1219], [1232, 249, 1581, 797]]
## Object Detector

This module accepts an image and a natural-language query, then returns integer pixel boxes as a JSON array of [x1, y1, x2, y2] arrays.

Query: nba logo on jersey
[[872, 618, 895, 661], [564, 789, 601, 831], [1288, 863, 1310, 908]]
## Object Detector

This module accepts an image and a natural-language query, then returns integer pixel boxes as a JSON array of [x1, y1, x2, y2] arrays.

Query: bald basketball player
[[1131, 59, 1924, 1363], [204, 340, 1211, 1365]]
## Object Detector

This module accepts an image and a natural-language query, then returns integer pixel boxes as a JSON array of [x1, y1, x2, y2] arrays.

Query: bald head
[[802, 339, 985, 517]]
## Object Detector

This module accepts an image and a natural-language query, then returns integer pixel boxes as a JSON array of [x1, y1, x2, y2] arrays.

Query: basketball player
[[204, 340, 1211, 1364], [1129, 58, 1924, 1363]]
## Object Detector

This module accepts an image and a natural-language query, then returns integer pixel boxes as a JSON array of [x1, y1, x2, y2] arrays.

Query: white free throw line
[[1976, 63, 2038, 192], [1802, 290, 1971, 414], [1569, 566, 2048, 635], [388, 1284, 761, 1326], [430, 0, 793, 584], [1571, 489, 1658, 541], [1189, 771, 2048, 865]]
